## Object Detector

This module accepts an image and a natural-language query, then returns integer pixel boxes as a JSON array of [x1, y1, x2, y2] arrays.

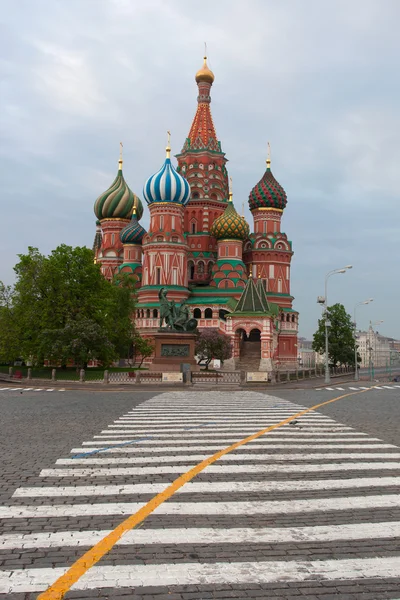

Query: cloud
[[1, 0, 399, 339]]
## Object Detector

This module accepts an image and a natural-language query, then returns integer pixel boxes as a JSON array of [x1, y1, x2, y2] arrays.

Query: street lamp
[[354, 298, 373, 381], [322, 265, 353, 384]]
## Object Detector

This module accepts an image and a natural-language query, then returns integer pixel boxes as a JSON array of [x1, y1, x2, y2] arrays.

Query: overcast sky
[[1, 0, 399, 339]]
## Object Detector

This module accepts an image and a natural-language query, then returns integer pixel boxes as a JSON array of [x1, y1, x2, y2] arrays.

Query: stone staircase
[[237, 341, 261, 372]]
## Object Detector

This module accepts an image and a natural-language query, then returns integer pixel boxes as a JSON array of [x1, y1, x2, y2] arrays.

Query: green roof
[[233, 278, 270, 314]]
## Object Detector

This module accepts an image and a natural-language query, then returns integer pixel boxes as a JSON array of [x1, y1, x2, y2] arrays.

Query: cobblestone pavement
[[1, 387, 400, 599]]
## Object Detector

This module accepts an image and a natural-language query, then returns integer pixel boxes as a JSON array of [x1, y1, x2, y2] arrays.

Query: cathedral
[[93, 57, 298, 371]]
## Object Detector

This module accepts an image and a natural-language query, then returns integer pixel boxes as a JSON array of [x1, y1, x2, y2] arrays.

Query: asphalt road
[[0, 384, 400, 600]]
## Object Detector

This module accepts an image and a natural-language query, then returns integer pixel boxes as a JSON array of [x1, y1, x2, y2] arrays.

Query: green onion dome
[[120, 209, 146, 245], [210, 194, 250, 241], [94, 155, 143, 220], [248, 156, 287, 211]]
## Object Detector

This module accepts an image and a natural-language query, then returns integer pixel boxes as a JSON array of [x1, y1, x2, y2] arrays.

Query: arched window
[[188, 261, 195, 280], [153, 309, 158, 318], [146, 309, 150, 318], [192, 192, 200, 199], [219, 309, 229, 320], [191, 220, 197, 234], [281, 313, 284, 321], [292, 314, 296, 323], [197, 261, 204, 274], [193, 308, 201, 319], [286, 314, 290, 322], [205, 308, 213, 319]]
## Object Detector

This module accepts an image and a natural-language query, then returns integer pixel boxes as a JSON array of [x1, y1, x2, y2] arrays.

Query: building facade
[[356, 326, 400, 369], [93, 58, 298, 370]]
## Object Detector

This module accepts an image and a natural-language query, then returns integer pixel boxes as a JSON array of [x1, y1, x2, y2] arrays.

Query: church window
[[292, 314, 295, 323], [269, 265, 274, 278], [197, 261, 204, 274], [172, 268, 178, 285], [191, 221, 197, 234], [153, 309, 158, 318], [263, 221, 267, 234], [146, 309, 150, 318], [172, 216, 175, 231], [188, 261, 195, 279], [193, 308, 201, 319], [205, 308, 213, 318], [111, 233, 115, 245], [192, 192, 200, 199], [156, 267, 161, 285], [160, 215, 164, 230], [235, 246, 238, 257], [278, 278, 282, 293]]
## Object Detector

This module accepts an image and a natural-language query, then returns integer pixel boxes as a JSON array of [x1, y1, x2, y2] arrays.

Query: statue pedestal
[[150, 331, 200, 372]]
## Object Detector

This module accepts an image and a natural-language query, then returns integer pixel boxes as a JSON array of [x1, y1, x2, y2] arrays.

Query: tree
[[313, 303, 357, 367], [132, 335, 154, 368], [3, 245, 136, 365], [195, 328, 232, 370], [0, 283, 19, 363]]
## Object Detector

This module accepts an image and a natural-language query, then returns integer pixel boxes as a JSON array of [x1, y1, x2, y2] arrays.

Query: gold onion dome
[[211, 190, 250, 241], [195, 56, 215, 84]]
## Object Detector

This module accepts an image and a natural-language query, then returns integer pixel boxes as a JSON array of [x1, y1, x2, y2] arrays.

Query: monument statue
[[158, 288, 198, 332]]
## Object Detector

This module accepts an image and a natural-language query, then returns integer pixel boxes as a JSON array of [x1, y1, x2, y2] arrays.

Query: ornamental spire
[[166, 130, 171, 159], [118, 141, 123, 171], [266, 141, 271, 169], [229, 176, 233, 202]]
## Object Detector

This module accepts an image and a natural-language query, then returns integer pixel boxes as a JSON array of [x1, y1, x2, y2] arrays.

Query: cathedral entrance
[[237, 328, 261, 371]]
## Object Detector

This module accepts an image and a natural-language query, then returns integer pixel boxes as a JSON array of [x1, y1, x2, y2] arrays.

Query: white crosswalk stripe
[[3, 390, 400, 597]]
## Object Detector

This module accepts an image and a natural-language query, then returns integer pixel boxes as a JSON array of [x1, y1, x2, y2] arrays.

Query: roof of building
[[248, 152, 287, 212], [232, 277, 272, 314], [143, 141, 190, 206], [94, 151, 143, 220], [210, 194, 250, 241], [120, 208, 146, 244]]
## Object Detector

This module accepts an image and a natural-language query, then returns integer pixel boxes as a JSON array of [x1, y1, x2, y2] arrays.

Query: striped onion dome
[[94, 160, 144, 220], [211, 194, 250, 241], [248, 156, 287, 211], [143, 144, 190, 206], [120, 209, 146, 245]]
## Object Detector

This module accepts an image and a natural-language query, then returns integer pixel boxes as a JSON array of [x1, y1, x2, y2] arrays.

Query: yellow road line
[[38, 386, 376, 600]]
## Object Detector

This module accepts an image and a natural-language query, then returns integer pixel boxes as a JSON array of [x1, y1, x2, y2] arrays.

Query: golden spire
[[241, 201, 245, 218], [132, 205, 136, 216], [266, 141, 271, 169], [228, 176, 233, 202], [119, 141, 123, 170], [195, 46, 215, 84], [166, 130, 171, 159], [249, 263, 253, 276]]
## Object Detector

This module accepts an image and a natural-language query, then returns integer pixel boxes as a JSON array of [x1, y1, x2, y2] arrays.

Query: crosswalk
[[1, 390, 400, 598], [316, 385, 400, 391]]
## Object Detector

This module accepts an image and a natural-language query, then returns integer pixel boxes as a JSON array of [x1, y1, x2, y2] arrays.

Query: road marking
[[3, 520, 400, 550], [9, 556, 400, 593], [69, 442, 395, 453], [348, 387, 360, 390], [57, 452, 400, 466], [0, 387, 10, 390], [374, 386, 384, 389], [39, 462, 400, 477], [14, 476, 400, 498], [382, 385, 394, 389], [36, 386, 381, 600], [3, 494, 400, 520], [325, 387, 334, 390]]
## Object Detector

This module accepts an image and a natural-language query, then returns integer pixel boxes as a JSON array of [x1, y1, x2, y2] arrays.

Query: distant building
[[356, 326, 400, 368], [297, 337, 322, 368]]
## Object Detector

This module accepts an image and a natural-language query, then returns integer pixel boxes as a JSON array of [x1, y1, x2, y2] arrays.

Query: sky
[[1, 0, 399, 339]]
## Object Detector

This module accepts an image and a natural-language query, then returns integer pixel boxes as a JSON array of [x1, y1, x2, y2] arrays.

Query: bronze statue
[[158, 288, 197, 332]]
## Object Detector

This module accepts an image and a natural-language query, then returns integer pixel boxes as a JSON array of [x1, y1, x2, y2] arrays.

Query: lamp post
[[354, 299, 373, 381], [323, 265, 353, 384], [369, 319, 384, 381]]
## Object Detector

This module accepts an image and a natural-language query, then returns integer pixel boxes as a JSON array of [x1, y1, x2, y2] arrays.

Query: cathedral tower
[[176, 56, 229, 285], [138, 136, 191, 305]]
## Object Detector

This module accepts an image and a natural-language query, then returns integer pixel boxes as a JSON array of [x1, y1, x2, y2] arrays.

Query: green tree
[[132, 335, 154, 368], [40, 317, 117, 368], [312, 303, 356, 367], [5, 245, 136, 365], [0, 283, 19, 363], [195, 328, 232, 370]]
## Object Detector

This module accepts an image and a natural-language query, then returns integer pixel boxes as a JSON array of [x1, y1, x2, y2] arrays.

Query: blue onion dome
[[120, 208, 146, 245], [94, 149, 144, 220], [143, 137, 190, 206]]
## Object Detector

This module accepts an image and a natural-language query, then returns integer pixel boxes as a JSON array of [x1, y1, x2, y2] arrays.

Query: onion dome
[[94, 145, 144, 220], [195, 56, 215, 84], [248, 146, 287, 211], [211, 190, 250, 241], [120, 208, 146, 245], [143, 135, 190, 206]]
